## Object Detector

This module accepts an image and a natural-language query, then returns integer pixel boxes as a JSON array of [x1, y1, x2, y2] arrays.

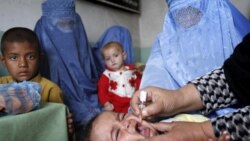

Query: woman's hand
[[130, 86, 178, 119], [130, 85, 203, 119], [208, 131, 230, 141], [137, 120, 216, 141]]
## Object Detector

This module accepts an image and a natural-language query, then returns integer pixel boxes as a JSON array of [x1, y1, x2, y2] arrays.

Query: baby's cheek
[[119, 132, 145, 141]]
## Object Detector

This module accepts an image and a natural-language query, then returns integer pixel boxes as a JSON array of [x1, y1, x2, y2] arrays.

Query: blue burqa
[[92, 25, 134, 76], [34, 0, 101, 127], [140, 0, 250, 116], [141, 0, 250, 89]]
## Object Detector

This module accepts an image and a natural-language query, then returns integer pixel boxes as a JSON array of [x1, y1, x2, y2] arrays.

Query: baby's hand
[[103, 102, 114, 111], [67, 113, 74, 135], [136, 65, 145, 73], [0, 95, 5, 112]]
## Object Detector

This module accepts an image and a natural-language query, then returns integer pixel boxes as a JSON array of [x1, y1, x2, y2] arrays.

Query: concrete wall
[[0, 0, 249, 63], [0, 0, 140, 47]]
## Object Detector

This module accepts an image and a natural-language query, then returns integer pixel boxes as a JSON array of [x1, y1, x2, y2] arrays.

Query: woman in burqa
[[34, 0, 101, 138], [140, 0, 250, 117]]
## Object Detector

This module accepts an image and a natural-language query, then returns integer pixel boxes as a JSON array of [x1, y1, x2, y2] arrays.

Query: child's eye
[[105, 58, 111, 61], [27, 54, 36, 60], [9, 56, 18, 61]]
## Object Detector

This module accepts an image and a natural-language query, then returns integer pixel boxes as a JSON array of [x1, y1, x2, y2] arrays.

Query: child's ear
[[0, 55, 6, 65], [122, 52, 127, 60]]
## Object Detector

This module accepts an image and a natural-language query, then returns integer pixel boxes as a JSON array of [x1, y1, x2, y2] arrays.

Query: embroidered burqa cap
[[141, 0, 250, 89], [140, 0, 250, 117]]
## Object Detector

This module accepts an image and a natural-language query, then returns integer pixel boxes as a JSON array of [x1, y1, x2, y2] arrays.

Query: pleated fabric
[[34, 0, 101, 127], [141, 0, 250, 90]]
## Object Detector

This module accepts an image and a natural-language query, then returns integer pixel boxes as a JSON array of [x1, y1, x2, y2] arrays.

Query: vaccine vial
[[139, 90, 147, 110]]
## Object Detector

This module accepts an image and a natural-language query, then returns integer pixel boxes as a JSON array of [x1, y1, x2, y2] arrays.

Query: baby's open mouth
[[135, 122, 151, 138]]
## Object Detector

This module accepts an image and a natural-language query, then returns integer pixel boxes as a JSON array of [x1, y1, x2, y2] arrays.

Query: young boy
[[0, 27, 74, 136], [0, 27, 63, 103], [98, 41, 141, 113]]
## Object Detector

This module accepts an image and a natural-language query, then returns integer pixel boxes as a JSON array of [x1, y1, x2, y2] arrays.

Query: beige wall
[[231, 0, 250, 18], [0, 0, 249, 50], [0, 0, 140, 47]]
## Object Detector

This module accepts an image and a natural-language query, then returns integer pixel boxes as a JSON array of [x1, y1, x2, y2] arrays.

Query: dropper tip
[[140, 90, 147, 102]]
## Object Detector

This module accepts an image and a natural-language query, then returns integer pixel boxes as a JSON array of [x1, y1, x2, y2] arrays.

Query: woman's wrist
[[176, 84, 204, 113]]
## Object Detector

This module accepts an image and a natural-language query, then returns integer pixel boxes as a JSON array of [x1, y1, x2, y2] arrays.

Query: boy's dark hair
[[1, 27, 41, 55], [81, 114, 99, 141]]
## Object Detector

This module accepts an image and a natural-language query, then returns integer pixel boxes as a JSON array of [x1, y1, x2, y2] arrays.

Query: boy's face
[[90, 111, 158, 141], [1, 42, 40, 82], [103, 45, 126, 71]]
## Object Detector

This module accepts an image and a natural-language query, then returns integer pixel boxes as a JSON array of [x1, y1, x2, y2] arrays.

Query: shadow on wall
[[0, 31, 9, 76]]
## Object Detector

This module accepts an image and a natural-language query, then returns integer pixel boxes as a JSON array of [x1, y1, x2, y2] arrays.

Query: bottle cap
[[140, 91, 147, 102]]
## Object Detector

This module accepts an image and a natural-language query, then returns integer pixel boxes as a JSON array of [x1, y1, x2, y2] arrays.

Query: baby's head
[[101, 42, 127, 71], [0, 27, 41, 82], [82, 111, 158, 141]]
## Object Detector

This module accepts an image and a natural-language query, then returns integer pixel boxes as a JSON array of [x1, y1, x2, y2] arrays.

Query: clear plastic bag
[[0, 81, 41, 115]]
